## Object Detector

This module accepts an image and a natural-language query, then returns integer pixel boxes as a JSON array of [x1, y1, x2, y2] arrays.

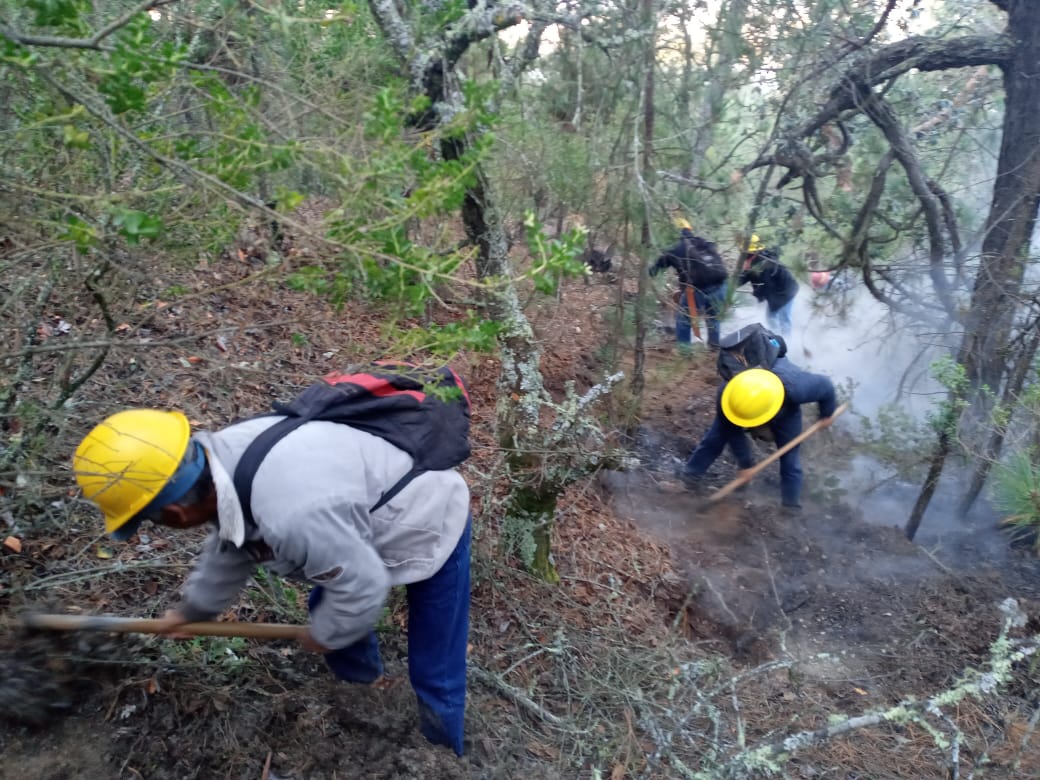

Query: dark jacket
[[770, 356, 837, 422], [714, 356, 837, 467], [739, 248, 798, 310], [650, 231, 728, 290], [687, 356, 836, 507]]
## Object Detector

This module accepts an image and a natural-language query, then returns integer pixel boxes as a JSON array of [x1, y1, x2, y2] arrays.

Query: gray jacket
[[178, 416, 470, 649]]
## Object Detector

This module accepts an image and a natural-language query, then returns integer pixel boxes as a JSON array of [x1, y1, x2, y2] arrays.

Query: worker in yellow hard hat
[[679, 328, 839, 511], [73, 391, 472, 756], [738, 235, 799, 337]]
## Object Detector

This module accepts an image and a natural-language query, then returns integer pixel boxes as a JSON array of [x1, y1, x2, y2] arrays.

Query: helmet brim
[[110, 515, 145, 541]]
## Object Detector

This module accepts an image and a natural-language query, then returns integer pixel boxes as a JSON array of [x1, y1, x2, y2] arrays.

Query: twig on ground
[[15, 560, 190, 593], [670, 587, 698, 633], [469, 665, 565, 727], [760, 539, 792, 654], [700, 574, 741, 626], [1011, 701, 1040, 774], [920, 544, 954, 576]]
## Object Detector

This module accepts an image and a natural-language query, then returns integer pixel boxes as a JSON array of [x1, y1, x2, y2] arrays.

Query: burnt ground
[[1, 233, 1040, 779]]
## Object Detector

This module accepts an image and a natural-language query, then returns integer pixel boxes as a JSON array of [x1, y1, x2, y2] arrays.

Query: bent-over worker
[[73, 407, 471, 755], [681, 359, 838, 510]]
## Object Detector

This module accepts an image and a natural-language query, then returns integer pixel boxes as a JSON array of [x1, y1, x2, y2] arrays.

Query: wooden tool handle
[[705, 402, 849, 504], [20, 612, 303, 640], [684, 286, 702, 339]]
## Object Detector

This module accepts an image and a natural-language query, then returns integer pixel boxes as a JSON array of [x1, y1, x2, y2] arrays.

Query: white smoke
[[723, 280, 946, 420]]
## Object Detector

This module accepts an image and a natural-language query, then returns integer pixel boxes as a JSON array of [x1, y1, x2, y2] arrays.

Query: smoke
[[721, 280, 1009, 546], [723, 280, 947, 420]]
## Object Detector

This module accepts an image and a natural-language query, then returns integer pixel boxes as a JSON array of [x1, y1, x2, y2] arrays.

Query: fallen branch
[[469, 665, 565, 727], [721, 600, 1038, 775]]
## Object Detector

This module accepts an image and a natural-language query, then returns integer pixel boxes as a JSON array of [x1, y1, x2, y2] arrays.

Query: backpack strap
[[233, 415, 310, 528], [232, 416, 427, 529], [369, 467, 425, 513]]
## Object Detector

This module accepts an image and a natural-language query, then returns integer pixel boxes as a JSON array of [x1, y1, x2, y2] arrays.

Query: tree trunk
[[958, 1, 1040, 394], [502, 480, 561, 585], [905, 415, 953, 541], [957, 322, 1040, 517], [639, 0, 656, 248], [910, 1, 1040, 534]]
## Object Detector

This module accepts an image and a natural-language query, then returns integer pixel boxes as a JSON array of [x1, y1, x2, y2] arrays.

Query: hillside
[[1, 253, 1039, 779]]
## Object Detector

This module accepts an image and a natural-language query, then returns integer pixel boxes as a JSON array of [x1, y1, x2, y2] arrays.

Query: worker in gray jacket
[[73, 406, 471, 755]]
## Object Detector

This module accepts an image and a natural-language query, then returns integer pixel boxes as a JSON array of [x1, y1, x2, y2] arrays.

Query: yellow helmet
[[73, 409, 193, 536], [721, 368, 785, 427], [747, 234, 765, 253], [673, 216, 692, 232]]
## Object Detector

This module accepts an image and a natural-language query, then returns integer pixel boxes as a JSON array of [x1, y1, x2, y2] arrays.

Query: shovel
[[19, 612, 303, 640], [18, 612, 380, 683], [1, 613, 305, 726], [684, 286, 702, 340], [701, 402, 848, 506]]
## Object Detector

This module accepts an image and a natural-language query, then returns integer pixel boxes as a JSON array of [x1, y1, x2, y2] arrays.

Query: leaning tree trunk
[[448, 149, 558, 581], [957, 319, 1040, 517], [907, 1, 1040, 537]]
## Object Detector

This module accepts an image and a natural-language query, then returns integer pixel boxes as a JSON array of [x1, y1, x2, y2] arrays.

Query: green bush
[[993, 450, 1040, 552]]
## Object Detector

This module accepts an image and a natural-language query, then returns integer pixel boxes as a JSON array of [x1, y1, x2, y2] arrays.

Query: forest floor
[[1, 235, 1039, 779]]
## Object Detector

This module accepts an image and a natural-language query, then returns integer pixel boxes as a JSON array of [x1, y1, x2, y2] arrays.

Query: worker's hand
[[155, 608, 194, 639], [296, 626, 331, 654], [736, 468, 755, 484], [818, 415, 835, 430]]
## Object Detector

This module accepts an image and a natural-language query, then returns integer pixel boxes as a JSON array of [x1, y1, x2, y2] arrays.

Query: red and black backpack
[[232, 361, 471, 524]]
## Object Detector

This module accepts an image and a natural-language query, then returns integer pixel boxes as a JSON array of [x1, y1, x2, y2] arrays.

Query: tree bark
[[957, 318, 1040, 517], [908, 2, 1040, 535]]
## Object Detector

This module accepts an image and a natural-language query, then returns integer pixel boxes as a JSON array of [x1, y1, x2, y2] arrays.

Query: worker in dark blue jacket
[[681, 358, 838, 509], [738, 236, 799, 337], [650, 218, 729, 348]]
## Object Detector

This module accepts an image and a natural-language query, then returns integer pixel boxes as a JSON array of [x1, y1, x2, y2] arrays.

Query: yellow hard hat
[[73, 409, 192, 536], [747, 234, 764, 253], [673, 216, 692, 232], [721, 368, 785, 428]]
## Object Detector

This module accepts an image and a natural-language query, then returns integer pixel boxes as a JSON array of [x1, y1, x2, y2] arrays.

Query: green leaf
[[26, 0, 87, 31], [62, 124, 90, 148], [2, 38, 36, 66], [274, 188, 305, 212], [59, 215, 96, 250], [112, 209, 163, 245], [97, 70, 147, 115]]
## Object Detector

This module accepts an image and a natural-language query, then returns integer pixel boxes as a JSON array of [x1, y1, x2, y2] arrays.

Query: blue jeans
[[766, 298, 794, 338], [685, 391, 804, 507], [676, 283, 727, 347], [309, 516, 472, 755]]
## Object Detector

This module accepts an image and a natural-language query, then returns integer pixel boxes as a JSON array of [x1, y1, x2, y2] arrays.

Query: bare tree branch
[[0, 0, 180, 51], [802, 34, 1014, 140], [856, 91, 958, 318], [848, 0, 899, 53], [741, 34, 1014, 178]]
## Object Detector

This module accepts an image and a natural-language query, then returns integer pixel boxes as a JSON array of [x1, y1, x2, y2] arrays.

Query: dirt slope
[[1, 260, 1038, 779]]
